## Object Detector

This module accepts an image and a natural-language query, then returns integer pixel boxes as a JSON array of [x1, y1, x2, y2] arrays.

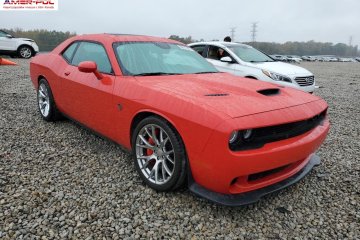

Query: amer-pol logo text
[[1, 0, 58, 11]]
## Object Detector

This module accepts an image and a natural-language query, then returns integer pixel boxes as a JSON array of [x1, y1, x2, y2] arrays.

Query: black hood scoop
[[257, 88, 280, 96]]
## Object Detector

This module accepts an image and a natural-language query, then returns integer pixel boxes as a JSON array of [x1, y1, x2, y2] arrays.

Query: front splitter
[[188, 154, 321, 207]]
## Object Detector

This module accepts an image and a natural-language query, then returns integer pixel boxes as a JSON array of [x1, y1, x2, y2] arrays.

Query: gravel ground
[[0, 59, 359, 239]]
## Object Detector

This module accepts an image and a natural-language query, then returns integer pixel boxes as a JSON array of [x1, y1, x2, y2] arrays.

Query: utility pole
[[230, 27, 236, 42], [251, 22, 258, 42], [348, 36, 354, 56], [349, 36, 353, 46]]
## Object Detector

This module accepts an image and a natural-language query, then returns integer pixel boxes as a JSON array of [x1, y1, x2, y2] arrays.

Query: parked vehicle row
[[190, 42, 316, 93], [30, 34, 330, 206], [270, 55, 302, 63], [270, 54, 360, 62]]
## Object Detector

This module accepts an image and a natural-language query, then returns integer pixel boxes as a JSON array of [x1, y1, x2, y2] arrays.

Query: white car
[[339, 57, 356, 62], [189, 42, 316, 93], [287, 55, 302, 63], [270, 55, 287, 62], [322, 56, 338, 62], [0, 30, 39, 59]]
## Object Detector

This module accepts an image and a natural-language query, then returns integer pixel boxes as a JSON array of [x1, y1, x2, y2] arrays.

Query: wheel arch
[[130, 110, 186, 149], [17, 44, 35, 55], [35, 75, 47, 88]]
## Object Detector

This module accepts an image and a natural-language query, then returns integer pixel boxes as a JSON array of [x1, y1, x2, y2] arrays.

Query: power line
[[251, 22, 258, 42]]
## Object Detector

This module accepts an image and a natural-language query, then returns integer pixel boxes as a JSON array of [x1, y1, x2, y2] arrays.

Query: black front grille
[[230, 109, 327, 151], [295, 76, 314, 86]]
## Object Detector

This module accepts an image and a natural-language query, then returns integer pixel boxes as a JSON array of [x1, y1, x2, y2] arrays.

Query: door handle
[[64, 72, 70, 76]]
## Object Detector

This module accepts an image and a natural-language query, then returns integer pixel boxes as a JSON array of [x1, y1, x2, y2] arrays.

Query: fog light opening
[[230, 177, 238, 186]]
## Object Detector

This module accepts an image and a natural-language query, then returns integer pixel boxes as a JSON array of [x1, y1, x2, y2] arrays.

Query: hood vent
[[204, 93, 229, 97], [257, 88, 280, 96]]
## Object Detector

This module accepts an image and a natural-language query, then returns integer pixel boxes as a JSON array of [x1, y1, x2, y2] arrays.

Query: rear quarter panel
[[30, 53, 69, 112]]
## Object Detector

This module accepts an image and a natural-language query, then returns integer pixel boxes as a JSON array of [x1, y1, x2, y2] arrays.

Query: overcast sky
[[1, 0, 359, 46]]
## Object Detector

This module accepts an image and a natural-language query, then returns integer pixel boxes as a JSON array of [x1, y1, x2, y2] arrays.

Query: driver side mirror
[[78, 61, 103, 80], [220, 56, 234, 63], [5, 34, 13, 38]]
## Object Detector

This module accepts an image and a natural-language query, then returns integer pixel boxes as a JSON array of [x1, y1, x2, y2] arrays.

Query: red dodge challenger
[[30, 34, 330, 206]]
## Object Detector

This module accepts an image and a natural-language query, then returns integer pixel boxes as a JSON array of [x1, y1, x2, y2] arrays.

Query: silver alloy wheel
[[20, 47, 32, 58], [136, 124, 175, 185], [38, 83, 50, 117]]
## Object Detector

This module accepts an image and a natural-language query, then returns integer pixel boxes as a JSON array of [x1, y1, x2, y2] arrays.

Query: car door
[[0, 31, 15, 51], [59, 41, 117, 138], [205, 45, 235, 73]]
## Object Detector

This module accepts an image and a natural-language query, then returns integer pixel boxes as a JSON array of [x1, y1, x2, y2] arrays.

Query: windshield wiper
[[194, 71, 219, 74], [133, 72, 182, 76]]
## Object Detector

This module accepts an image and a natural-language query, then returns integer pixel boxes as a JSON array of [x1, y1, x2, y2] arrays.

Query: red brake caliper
[[147, 138, 155, 156], [146, 128, 160, 156]]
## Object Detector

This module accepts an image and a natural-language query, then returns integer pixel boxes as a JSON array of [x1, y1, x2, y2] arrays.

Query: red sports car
[[30, 34, 330, 206]]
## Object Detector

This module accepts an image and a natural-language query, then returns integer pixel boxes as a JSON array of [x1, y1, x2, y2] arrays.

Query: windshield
[[114, 42, 219, 76], [227, 45, 274, 63]]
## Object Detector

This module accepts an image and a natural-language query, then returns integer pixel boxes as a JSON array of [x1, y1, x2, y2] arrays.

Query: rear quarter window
[[62, 42, 79, 63]]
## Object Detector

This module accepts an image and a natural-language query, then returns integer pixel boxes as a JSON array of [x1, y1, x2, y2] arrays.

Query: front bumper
[[31, 43, 39, 53], [188, 154, 320, 206], [187, 99, 329, 195]]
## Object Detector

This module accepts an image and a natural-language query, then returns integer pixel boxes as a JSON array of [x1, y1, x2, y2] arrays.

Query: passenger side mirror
[[220, 56, 234, 63], [5, 34, 13, 38], [78, 61, 103, 80]]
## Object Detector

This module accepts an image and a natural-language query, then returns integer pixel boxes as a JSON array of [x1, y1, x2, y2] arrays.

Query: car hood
[[135, 73, 321, 118], [252, 61, 312, 76]]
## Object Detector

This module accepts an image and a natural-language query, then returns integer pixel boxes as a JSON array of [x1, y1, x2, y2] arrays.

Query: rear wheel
[[37, 79, 61, 121], [132, 116, 187, 191]]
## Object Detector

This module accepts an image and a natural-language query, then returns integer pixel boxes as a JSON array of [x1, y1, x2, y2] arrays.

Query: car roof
[[72, 33, 182, 44], [189, 41, 250, 48]]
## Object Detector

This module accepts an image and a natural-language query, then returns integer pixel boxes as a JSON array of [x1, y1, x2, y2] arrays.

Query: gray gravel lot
[[0, 60, 359, 239]]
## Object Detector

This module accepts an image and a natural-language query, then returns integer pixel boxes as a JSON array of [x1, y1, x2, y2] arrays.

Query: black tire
[[132, 116, 187, 191], [37, 79, 62, 122], [17, 45, 33, 59]]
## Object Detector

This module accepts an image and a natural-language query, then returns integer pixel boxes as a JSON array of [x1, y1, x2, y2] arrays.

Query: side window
[[207, 46, 230, 60], [71, 42, 112, 74], [62, 42, 79, 63], [191, 45, 206, 56]]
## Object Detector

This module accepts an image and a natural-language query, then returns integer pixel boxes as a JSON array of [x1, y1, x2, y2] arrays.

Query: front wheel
[[18, 46, 33, 59], [132, 116, 187, 191]]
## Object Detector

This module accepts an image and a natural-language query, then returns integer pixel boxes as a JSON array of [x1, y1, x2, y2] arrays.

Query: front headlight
[[229, 131, 239, 144], [229, 129, 253, 144], [262, 70, 292, 83]]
